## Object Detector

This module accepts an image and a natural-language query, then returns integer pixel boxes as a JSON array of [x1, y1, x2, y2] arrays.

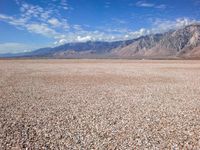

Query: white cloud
[[136, 1, 166, 9], [73, 25, 83, 31], [54, 39, 68, 45], [175, 18, 198, 27], [17, 1, 69, 28], [136, 1, 154, 7], [152, 18, 200, 33], [20, 3, 46, 19], [77, 36, 92, 42], [0, 14, 26, 26], [0, 14, 60, 38], [0, 14, 12, 20], [48, 18, 62, 27], [0, 0, 70, 41], [26, 23, 58, 37], [130, 28, 150, 37], [60, 0, 69, 10]]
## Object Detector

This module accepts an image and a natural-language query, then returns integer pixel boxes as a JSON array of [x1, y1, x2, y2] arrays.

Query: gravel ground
[[0, 59, 200, 149]]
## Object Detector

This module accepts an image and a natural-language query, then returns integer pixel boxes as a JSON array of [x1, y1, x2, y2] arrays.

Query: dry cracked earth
[[0, 59, 200, 149]]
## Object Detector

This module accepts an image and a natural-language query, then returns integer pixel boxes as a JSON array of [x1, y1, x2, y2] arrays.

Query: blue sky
[[0, 0, 200, 53]]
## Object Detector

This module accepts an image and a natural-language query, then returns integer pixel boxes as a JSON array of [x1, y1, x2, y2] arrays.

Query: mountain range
[[1, 24, 200, 59]]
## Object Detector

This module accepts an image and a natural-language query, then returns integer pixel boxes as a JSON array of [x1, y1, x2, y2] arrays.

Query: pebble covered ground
[[0, 59, 200, 149]]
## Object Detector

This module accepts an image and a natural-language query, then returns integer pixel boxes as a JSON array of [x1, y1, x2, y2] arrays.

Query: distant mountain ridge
[[1, 24, 200, 59]]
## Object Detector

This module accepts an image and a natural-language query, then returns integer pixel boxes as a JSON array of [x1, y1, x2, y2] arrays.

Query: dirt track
[[0, 59, 200, 149]]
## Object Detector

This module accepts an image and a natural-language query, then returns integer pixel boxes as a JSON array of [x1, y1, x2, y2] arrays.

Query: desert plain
[[0, 59, 200, 149]]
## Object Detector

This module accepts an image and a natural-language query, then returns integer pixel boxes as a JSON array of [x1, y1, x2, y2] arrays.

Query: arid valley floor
[[0, 59, 200, 149]]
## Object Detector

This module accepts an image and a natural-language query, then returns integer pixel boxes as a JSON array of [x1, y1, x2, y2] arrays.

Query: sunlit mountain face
[[0, 0, 200, 54]]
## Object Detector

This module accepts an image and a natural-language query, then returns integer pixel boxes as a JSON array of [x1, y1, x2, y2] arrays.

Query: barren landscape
[[0, 59, 200, 149]]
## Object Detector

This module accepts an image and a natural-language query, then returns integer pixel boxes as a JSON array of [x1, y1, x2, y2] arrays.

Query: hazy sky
[[0, 0, 200, 53]]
